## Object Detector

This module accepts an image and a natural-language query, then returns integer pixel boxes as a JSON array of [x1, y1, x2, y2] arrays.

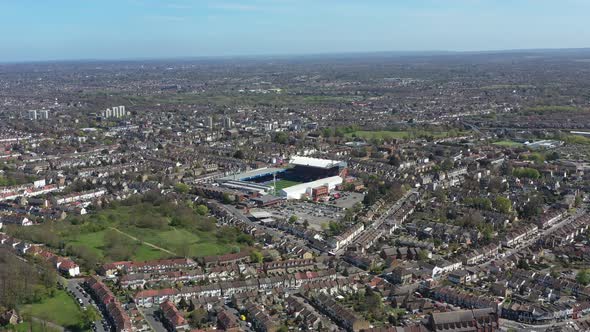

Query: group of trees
[[0, 249, 57, 310], [513, 167, 541, 179], [463, 196, 513, 214]]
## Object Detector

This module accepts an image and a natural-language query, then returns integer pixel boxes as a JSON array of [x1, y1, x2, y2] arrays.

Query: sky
[[1, 0, 589, 62]]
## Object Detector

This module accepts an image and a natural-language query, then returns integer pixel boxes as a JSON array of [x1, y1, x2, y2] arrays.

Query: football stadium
[[216, 156, 348, 200]]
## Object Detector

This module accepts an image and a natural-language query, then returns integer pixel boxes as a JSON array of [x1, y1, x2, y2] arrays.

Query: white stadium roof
[[279, 176, 343, 200], [290, 156, 343, 169]]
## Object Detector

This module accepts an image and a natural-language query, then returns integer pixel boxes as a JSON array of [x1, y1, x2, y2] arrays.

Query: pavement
[[64, 278, 109, 332], [139, 305, 168, 332], [499, 318, 574, 331]]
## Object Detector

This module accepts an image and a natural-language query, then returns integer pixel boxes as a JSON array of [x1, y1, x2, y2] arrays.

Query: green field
[[345, 130, 469, 140], [65, 229, 169, 261], [7, 197, 251, 268], [120, 226, 232, 257], [13, 321, 63, 332], [272, 179, 302, 191], [20, 290, 86, 330], [493, 140, 524, 147]]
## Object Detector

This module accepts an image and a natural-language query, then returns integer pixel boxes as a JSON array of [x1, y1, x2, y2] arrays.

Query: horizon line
[[2, 46, 590, 65]]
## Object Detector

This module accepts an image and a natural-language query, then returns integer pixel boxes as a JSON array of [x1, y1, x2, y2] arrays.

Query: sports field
[[272, 179, 301, 191]]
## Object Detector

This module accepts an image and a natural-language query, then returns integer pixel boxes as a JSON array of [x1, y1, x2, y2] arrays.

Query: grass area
[[7, 196, 251, 267], [272, 179, 302, 191], [12, 321, 63, 332], [119, 226, 230, 257], [493, 140, 524, 147], [64, 229, 170, 261], [20, 290, 86, 330], [345, 130, 469, 140]]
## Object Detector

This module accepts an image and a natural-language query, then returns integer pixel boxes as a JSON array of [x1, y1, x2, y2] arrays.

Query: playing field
[[21, 290, 85, 329], [493, 140, 524, 147], [272, 179, 301, 191]]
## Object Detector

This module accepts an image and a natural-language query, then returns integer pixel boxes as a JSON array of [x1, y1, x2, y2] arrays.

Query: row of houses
[[86, 276, 133, 332], [428, 287, 499, 312], [307, 292, 370, 332], [0, 233, 80, 277], [328, 222, 364, 251], [134, 270, 339, 307], [101, 258, 199, 277], [540, 215, 590, 248], [501, 224, 538, 248]]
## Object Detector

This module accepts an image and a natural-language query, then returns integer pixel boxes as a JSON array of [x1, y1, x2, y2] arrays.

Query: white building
[[38, 110, 49, 119], [28, 110, 37, 120], [279, 176, 343, 200]]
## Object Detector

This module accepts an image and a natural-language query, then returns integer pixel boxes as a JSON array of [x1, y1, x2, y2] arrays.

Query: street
[[64, 278, 108, 332], [138, 305, 168, 332]]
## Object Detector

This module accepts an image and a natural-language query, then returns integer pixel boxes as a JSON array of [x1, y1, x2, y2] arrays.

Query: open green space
[[493, 140, 524, 147], [6, 193, 253, 270], [12, 321, 63, 332], [65, 229, 169, 262], [345, 130, 469, 140], [20, 290, 86, 330], [272, 179, 302, 191]]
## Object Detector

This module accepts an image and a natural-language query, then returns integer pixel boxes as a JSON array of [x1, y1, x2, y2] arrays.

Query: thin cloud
[[144, 15, 187, 22], [210, 3, 263, 11]]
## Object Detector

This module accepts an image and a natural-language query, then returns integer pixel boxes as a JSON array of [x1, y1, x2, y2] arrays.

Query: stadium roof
[[290, 156, 345, 169], [219, 167, 286, 181], [279, 176, 343, 199]]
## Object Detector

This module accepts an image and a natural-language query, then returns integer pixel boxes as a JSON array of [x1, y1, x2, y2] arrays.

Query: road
[[64, 278, 109, 332], [138, 305, 168, 332], [500, 318, 574, 331]]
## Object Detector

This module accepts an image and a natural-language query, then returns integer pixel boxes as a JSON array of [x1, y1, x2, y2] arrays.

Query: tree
[[288, 215, 298, 224], [273, 132, 289, 144], [441, 159, 454, 171], [302, 220, 310, 229], [494, 196, 512, 214], [233, 150, 245, 159], [388, 155, 402, 167], [189, 308, 208, 328], [222, 193, 233, 204], [513, 167, 541, 180], [178, 297, 188, 310], [174, 183, 190, 194], [195, 204, 209, 216], [577, 269, 590, 286], [250, 250, 263, 264], [81, 307, 101, 328]]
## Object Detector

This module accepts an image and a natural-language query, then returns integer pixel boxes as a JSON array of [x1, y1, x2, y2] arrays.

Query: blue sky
[[1, 0, 589, 62]]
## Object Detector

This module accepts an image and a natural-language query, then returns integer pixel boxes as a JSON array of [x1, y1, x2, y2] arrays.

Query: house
[[427, 308, 499, 331], [216, 309, 241, 332], [57, 258, 81, 277], [160, 300, 189, 331], [0, 309, 20, 326], [388, 267, 412, 285], [309, 292, 370, 332]]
